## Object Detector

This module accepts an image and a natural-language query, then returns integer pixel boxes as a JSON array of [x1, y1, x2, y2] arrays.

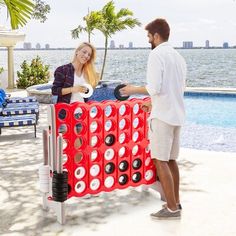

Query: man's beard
[[151, 41, 156, 50]]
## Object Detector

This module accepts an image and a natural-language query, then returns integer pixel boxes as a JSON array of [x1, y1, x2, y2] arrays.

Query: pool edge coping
[[186, 87, 236, 94]]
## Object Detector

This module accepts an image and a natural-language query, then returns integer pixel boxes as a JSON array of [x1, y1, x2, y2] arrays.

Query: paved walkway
[[0, 90, 236, 236]]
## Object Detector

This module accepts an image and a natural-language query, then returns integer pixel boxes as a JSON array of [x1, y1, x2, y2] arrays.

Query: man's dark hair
[[145, 18, 170, 41]]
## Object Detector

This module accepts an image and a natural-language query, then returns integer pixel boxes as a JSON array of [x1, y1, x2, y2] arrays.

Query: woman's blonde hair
[[72, 42, 99, 88]]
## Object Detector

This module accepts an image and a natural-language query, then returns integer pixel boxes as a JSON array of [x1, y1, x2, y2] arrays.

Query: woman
[[52, 42, 99, 103]]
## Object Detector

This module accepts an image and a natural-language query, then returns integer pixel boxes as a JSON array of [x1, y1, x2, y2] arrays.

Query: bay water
[[0, 48, 236, 88]]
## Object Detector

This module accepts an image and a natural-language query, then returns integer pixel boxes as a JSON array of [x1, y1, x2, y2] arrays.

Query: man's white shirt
[[145, 42, 187, 126]]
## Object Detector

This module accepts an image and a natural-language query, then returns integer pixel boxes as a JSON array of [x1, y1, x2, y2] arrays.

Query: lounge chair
[[0, 89, 40, 122], [0, 88, 37, 104], [0, 114, 37, 137], [0, 89, 39, 136]]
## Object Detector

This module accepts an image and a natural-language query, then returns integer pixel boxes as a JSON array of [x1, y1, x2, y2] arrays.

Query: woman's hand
[[141, 101, 152, 112], [72, 85, 88, 93]]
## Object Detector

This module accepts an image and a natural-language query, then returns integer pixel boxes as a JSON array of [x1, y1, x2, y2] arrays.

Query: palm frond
[[85, 11, 103, 32], [120, 18, 141, 28], [3, 0, 35, 29], [101, 1, 115, 20], [71, 26, 86, 39], [116, 8, 133, 18]]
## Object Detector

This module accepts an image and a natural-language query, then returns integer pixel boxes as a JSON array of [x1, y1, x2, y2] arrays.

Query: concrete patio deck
[[0, 90, 236, 236]]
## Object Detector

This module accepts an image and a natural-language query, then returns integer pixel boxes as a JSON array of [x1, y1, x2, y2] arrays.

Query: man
[[120, 18, 187, 220]]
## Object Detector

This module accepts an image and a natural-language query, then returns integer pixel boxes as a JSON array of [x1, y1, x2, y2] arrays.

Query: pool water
[[185, 94, 236, 128]]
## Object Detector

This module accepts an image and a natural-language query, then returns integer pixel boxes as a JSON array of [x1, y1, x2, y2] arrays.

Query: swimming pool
[[185, 92, 236, 128], [182, 92, 236, 152]]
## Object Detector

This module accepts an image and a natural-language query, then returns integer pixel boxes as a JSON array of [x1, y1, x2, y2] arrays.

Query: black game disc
[[105, 162, 115, 174], [132, 158, 142, 170], [114, 84, 130, 101], [132, 172, 141, 183], [105, 134, 115, 146], [119, 160, 129, 172], [118, 174, 128, 185]]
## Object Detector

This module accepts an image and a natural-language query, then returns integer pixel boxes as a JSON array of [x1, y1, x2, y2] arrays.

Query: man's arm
[[119, 84, 149, 96], [119, 52, 163, 97]]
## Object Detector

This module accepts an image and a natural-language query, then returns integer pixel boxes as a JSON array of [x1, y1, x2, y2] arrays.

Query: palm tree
[[0, 0, 35, 29], [71, 10, 102, 43], [95, 1, 141, 80]]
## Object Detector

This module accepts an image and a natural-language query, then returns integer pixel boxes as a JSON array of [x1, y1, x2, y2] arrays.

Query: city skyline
[[1, 0, 236, 48], [18, 39, 235, 50]]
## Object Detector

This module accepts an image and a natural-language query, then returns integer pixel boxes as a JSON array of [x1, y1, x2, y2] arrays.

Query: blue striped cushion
[[0, 114, 36, 127], [6, 102, 39, 108], [2, 107, 39, 116], [7, 96, 37, 103]]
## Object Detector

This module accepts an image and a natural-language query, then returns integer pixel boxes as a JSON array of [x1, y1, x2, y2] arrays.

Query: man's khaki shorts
[[148, 118, 181, 161]]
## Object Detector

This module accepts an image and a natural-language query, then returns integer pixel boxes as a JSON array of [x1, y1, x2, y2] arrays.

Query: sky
[[1, 0, 236, 48]]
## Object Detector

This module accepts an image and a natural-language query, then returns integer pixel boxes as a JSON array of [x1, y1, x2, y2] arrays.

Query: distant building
[[36, 43, 41, 49], [23, 42, 32, 50], [183, 41, 193, 49], [45, 44, 50, 49], [205, 40, 210, 48], [110, 40, 115, 49], [128, 42, 133, 48], [119, 44, 124, 49], [223, 42, 229, 48]]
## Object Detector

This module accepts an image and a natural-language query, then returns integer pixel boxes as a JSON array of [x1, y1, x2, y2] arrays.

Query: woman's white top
[[145, 42, 187, 126], [70, 73, 87, 103]]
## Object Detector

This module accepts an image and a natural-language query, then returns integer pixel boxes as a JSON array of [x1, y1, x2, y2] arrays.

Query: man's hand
[[119, 84, 137, 96], [141, 101, 152, 112]]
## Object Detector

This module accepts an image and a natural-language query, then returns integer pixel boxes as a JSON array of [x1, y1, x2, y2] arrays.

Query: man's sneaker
[[162, 203, 182, 210], [150, 208, 181, 220]]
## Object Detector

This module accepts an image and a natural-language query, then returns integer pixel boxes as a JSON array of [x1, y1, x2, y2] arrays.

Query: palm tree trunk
[[100, 36, 108, 80]]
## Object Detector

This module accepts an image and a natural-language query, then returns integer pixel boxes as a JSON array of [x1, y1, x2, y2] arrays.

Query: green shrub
[[16, 56, 50, 89]]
